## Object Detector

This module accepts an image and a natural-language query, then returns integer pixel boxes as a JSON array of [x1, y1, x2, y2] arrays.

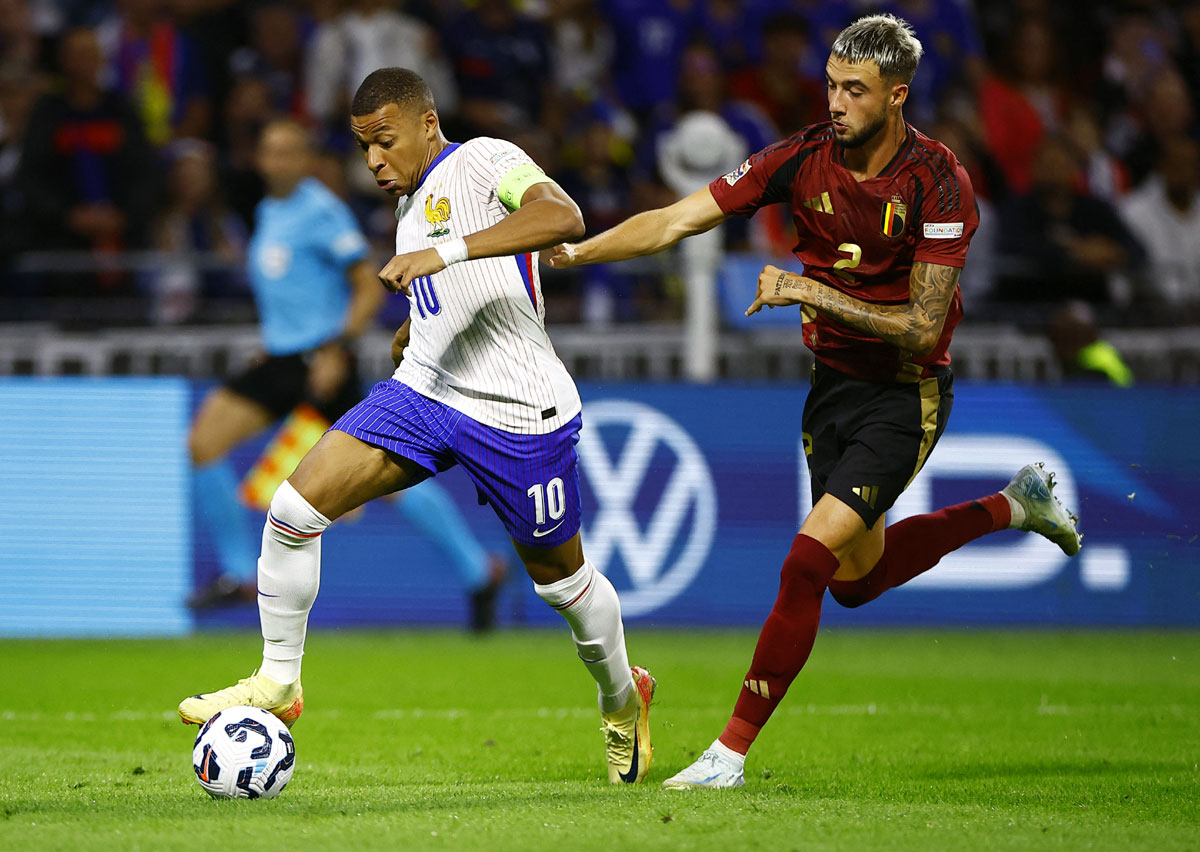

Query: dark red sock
[[719, 533, 840, 754], [828, 493, 1010, 608]]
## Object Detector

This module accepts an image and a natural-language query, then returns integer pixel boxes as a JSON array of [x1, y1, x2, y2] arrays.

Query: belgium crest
[[426, 194, 451, 237], [880, 194, 907, 238]]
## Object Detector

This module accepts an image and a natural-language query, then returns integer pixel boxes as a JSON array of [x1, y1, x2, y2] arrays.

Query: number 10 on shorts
[[527, 478, 566, 525]]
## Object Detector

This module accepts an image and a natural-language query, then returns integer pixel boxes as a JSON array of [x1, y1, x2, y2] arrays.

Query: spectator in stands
[[150, 138, 246, 324], [649, 42, 779, 253], [443, 0, 548, 138], [1119, 69, 1200, 189], [601, 0, 695, 120], [97, 0, 212, 146], [547, 0, 615, 102], [0, 0, 41, 81], [1119, 135, 1200, 319], [304, 0, 456, 143], [1176, 1, 1200, 121], [17, 27, 155, 294], [558, 102, 636, 324], [219, 75, 273, 228], [729, 11, 825, 136], [994, 134, 1144, 308], [1066, 105, 1130, 202], [876, 0, 986, 126], [228, 1, 309, 122], [1047, 299, 1133, 386], [977, 16, 1070, 195]]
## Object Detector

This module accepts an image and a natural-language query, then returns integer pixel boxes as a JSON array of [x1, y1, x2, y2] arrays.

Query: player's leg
[[454, 413, 654, 783], [515, 533, 656, 785], [189, 355, 315, 607], [662, 493, 866, 789], [179, 381, 450, 726], [664, 365, 913, 788], [392, 482, 507, 632], [188, 385, 278, 607], [827, 372, 1079, 608]]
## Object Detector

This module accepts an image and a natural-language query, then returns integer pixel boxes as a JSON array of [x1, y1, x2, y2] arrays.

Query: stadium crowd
[[1, 0, 1199, 330]]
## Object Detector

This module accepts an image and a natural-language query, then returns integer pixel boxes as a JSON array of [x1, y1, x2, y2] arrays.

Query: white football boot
[[1001, 462, 1082, 556], [662, 740, 746, 789]]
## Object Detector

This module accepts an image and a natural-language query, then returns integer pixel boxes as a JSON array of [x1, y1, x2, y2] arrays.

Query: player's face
[[825, 56, 900, 149], [255, 124, 311, 195], [350, 103, 439, 197]]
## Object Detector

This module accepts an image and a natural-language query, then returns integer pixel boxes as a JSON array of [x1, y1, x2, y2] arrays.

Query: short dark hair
[[351, 67, 435, 117]]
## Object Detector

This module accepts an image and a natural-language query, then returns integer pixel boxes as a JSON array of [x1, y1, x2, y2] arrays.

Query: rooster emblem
[[425, 195, 451, 237]]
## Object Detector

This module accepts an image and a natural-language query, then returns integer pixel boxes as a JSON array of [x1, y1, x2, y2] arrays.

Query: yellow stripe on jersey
[[497, 163, 556, 211]]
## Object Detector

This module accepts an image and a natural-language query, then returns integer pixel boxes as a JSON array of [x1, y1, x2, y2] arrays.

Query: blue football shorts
[[331, 379, 582, 547]]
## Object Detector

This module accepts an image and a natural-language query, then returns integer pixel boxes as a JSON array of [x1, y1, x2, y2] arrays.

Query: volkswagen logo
[[578, 400, 717, 617]]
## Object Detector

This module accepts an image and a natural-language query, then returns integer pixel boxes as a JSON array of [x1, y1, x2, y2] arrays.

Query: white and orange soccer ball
[[192, 706, 295, 799]]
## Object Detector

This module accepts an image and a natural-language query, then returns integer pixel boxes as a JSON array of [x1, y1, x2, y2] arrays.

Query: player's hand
[[378, 248, 446, 294], [543, 242, 580, 269], [307, 341, 352, 401], [746, 265, 805, 316], [390, 320, 411, 368]]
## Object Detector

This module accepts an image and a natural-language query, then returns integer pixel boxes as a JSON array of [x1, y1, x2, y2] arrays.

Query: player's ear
[[422, 108, 439, 139], [890, 82, 909, 110]]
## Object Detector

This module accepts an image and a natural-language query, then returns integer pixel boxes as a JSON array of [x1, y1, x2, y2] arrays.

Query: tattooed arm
[[745, 261, 961, 356]]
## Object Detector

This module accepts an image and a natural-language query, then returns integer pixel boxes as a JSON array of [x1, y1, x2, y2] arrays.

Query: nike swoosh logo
[[618, 713, 640, 783], [257, 589, 280, 597], [531, 519, 566, 538]]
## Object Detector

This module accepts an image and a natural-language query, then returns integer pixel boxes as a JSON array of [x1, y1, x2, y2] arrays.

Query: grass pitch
[[1, 629, 1197, 851]]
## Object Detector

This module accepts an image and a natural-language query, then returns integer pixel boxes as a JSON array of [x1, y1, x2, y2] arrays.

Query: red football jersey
[[710, 122, 978, 382]]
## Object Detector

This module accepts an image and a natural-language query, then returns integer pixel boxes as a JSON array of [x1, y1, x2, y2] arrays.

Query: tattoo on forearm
[[774, 272, 787, 297], [807, 261, 959, 353]]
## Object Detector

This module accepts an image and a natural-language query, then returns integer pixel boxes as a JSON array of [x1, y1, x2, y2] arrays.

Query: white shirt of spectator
[[1119, 176, 1200, 307], [392, 138, 581, 435]]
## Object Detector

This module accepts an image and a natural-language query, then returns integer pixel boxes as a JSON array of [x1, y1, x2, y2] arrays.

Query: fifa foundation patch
[[923, 222, 964, 239]]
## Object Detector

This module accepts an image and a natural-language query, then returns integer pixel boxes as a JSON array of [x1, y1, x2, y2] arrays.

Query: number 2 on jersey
[[527, 478, 566, 525], [412, 275, 441, 318], [832, 242, 862, 284]]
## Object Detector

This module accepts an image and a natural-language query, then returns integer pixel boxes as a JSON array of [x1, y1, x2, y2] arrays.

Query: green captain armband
[[497, 163, 555, 211]]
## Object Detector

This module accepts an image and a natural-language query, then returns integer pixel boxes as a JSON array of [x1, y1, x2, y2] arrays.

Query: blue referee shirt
[[247, 177, 369, 355]]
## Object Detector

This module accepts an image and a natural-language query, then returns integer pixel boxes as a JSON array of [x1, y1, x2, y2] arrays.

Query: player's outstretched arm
[[749, 261, 960, 357], [378, 182, 585, 294], [545, 187, 728, 269]]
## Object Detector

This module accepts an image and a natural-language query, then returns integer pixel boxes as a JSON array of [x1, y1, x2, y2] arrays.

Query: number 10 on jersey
[[412, 275, 441, 317]]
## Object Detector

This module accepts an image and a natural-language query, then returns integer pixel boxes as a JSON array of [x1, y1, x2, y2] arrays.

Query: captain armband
[[496, 163, 556, 211]]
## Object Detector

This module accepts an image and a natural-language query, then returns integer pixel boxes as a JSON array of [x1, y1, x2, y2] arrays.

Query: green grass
[[1, 629, 1197, 851]]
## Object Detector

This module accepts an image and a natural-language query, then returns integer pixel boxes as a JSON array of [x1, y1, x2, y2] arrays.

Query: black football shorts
[[803, 361, 954, 528], [225, 350, 362, 424]]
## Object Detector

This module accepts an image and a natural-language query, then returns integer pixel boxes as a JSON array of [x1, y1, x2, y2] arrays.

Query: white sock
[[1002, 491, 1026, 529], [534, 560, 634, 713], [257, 480, 328, 684], [709, 738, 746, 768]]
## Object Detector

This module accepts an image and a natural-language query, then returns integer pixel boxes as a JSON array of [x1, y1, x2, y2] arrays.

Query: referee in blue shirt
[[188, 119, 382, 607]]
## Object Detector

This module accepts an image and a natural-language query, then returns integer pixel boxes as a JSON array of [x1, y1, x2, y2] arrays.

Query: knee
[[265, 480, 330, 547], [827, 579, 871, 609]]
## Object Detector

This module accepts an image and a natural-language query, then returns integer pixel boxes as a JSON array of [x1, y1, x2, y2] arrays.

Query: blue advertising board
[[0, 378, 192, 637], [199, 381, 1199, 631], [1, 377, 1195, 636]]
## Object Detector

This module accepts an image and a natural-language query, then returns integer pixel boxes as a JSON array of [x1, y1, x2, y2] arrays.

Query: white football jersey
[[392, 138, 581, 434]]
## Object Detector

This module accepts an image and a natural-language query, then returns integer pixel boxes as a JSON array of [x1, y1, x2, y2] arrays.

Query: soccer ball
[[192, 706, 296, 799]]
